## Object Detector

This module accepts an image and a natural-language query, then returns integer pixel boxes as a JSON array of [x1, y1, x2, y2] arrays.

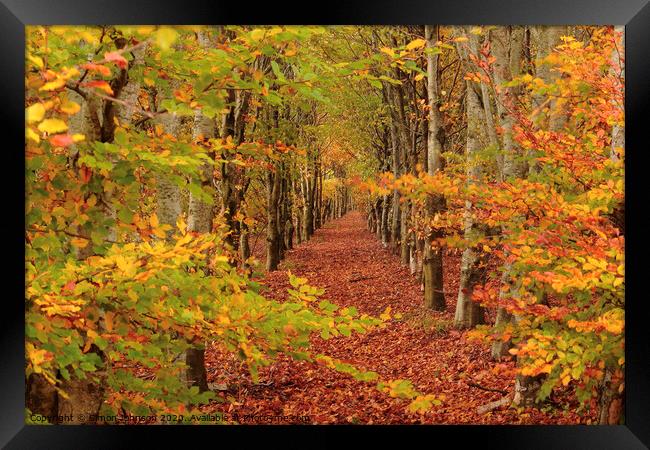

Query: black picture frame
[[3, 1, 648, 448]]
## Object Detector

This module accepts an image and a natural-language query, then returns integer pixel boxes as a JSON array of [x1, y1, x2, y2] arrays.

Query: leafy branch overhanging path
[[204, 212, 589, 424]]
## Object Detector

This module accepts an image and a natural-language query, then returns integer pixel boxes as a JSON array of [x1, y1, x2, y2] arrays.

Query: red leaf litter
[[203, 212, 593, 424]]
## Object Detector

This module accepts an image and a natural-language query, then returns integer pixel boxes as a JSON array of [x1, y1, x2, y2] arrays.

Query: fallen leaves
[[201, 213, 593, 424]]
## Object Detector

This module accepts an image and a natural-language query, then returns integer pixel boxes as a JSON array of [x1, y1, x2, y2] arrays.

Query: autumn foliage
[[25, 25, 624, 424]]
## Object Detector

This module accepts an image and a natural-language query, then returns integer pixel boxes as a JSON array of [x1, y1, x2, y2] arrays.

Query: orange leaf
[[104, 312, 114, 332], [71, 237, 89, 248], [150, 214, 159, 228], [82, 80, 114, 96]]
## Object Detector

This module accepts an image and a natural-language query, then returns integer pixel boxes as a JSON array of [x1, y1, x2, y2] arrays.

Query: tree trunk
[[423, 24, 446, 311], [183, 63, 216, 394], [220, 85, 249, 253], [491, 26, 526, 179], [26, 373, 58, 419], [266, 166, 282, 271], [610, 26, 625, 163], [57, 365, 107, 424], [381, 194, 390, 247], [491, 304, 514, 360], [44, 67, 112, 424], [301, 160, 315, 240], [454, 31, 487, 329], [490, 26, 527, 359], [386, 87, 401, 252], [529, 26, 568, 174], [400, 201, 411, 266], [598, 369, 624, 424]]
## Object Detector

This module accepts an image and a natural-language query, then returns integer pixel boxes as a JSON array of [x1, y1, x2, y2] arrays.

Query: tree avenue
[[25, 25, 624, 425]]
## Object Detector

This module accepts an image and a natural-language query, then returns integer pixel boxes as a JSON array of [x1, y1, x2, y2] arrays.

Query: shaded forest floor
[[203, 212, 591, 424]]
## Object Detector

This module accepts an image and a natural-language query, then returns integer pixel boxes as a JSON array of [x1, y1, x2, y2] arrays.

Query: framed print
[[3, 0, 649, 448]]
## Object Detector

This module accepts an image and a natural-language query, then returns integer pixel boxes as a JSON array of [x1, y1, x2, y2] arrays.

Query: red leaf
[[81, 63, 111, 77], [49, 134, 74, 147], [62, 281, 76, 293], [104, 51, 128, 69], [80, 165, 92, 183]]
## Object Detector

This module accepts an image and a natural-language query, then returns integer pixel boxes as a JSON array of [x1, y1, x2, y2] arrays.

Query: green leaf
[[118, 207, 133, 224]]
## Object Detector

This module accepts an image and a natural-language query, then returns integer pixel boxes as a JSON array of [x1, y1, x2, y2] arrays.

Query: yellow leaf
[[72, 134, 85, 142], [176, 215, 187, 234], [87, 329, 99, 341], [470, 27, 483, 35], [571, 367, 582, 379], [380, 47, 395, 57], [454, 36, 469, 43], [137, 25, 155, 35], [217, 314, 231, 325], [86, 195, 97, 208], [406, 38, 426, 51], [39, 78, 66, 91], [414, 73, 425, 82], [250, 29, 265, 42], [26, 127, 40, 143], [37, 118, 68, 134], [379, 306, 392, 321], [155, 27, 178, 51], [26, 103, 45, 123], [27, 343, 49, 367], [28, 54, 44, 69], [60, 100, 81, 115], [61, 67, 80, 79], [604, 319, 624, 334], [115, 255, 137, 277]]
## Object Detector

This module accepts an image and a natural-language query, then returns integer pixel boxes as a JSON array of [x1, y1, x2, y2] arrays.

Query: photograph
[[24, 24, 626, 427]]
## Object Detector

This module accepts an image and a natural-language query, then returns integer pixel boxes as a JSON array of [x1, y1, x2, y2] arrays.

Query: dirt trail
[[204, 212, 586, 424]]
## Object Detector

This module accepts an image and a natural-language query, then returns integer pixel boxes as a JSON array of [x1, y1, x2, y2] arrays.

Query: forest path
[[203, 212, 582, 424]]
